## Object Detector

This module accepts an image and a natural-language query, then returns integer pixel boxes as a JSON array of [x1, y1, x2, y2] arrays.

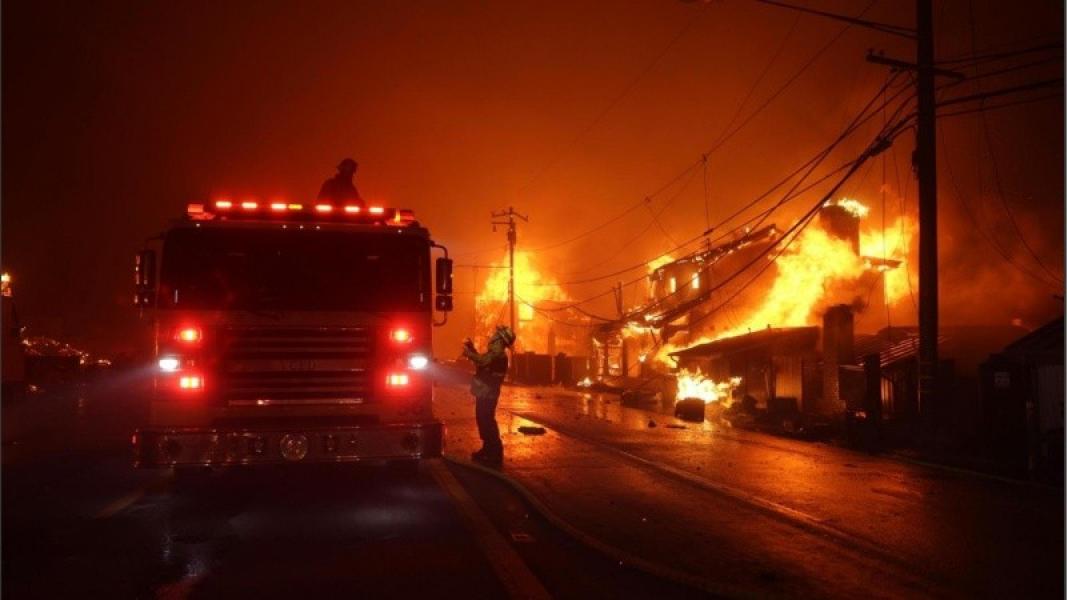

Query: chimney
[[822, 304, 855, 415], [819, 204, 861, 254]]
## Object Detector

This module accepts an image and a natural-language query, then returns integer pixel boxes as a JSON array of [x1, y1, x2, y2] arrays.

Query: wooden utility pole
[[491, 207, 528, 334], [867, 2, 961, 434], [915, 0, 939, 432]]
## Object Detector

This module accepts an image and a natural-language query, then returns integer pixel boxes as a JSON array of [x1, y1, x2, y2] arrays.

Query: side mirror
[[134, 250, 156, 307], [435, 257, 453, 295], [435, 295, 453, 312], [136, 250, 156, 287]]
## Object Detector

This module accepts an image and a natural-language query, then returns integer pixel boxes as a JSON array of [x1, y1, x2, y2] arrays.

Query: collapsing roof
[[668, 326, 819, 361]]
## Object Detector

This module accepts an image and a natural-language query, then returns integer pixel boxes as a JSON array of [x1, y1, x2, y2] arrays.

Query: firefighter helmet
[[492, 325, 516, 348]]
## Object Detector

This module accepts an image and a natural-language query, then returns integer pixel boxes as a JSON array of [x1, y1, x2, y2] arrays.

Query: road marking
[[427, 459, 551, 600], [94, 471, 172, 520]]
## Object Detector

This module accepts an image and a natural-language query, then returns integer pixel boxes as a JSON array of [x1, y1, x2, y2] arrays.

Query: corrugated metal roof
[[668, 326, 819, 360]]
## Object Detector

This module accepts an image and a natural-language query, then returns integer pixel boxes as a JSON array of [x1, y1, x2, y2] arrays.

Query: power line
[[538, 108, 914, 315], [685, 127, 909, 331], [936, 42, 1063, 67], [960, 1, 1062, 287], [980, 110, 1064, 284], [751, 0, 915, 38], [939, 123, 1061, 290], [515, 4, 710, 200], [937, 92, 1062, 119], [936, 77, 1064, 109], [473, 1, 876, 262], [704, 11, 803, 157], [639, 115, 912, 323], [552, 167, 704, 279], [699, 0, 881, 159], [534, 73, 913, 293], [937, 56, 1064, 93], [540, 12, 803, 278]]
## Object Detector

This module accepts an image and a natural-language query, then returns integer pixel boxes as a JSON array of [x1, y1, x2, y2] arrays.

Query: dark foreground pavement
[[437, 382, 1065, 599], [1, 376, 700, 599]]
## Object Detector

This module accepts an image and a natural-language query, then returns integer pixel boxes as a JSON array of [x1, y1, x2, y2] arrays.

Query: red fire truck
[[132, 200, 453, 467]]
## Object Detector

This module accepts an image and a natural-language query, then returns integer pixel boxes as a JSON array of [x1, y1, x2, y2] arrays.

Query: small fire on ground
[[675, 368, 742, 404]]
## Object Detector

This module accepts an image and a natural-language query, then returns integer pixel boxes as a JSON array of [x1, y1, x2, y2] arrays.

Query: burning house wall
[[640, 198, 918, 416]]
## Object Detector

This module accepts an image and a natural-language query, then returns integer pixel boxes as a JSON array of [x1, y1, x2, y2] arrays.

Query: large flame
[[655, 199, 916, 363], [675, 368, 742, 404], [860, 214, 916, 305], [475, 250, 569, 352], [647, 254, 675, 273], [715, 225, 864, 339]]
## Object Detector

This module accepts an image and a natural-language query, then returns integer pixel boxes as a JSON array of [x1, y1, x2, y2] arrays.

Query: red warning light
[[174, 327, 202, 343], [390, 328, 413, 344]]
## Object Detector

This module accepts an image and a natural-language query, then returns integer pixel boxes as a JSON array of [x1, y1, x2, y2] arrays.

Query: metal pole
[[916, 0, 938, 432], [492, 206, 527, 335], [508, 215, 516, 333]]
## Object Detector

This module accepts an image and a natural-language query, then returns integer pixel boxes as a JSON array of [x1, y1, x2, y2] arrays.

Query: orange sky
[[3, 0, 1063, 356]]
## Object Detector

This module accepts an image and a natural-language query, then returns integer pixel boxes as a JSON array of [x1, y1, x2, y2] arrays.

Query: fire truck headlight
[[407, 354, 429, 370], [158, 357, 180, 372], [178, 375, 204, 390]]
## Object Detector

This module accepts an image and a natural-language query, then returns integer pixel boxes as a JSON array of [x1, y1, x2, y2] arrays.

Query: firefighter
[[462, 325, 515, 465], [317, 158, 364, 205]]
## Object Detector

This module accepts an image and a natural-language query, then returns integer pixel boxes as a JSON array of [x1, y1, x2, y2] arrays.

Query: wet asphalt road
[[4, 372, 1063, 598], [1, 376, 700, 599]]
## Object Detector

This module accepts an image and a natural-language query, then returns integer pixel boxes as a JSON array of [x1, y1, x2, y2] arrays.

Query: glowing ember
[[577, 376, 594, 388], [675, 368, 742, 404], [826, 197, 870, 218]]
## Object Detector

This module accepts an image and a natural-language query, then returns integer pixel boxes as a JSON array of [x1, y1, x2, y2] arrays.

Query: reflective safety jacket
[[463, 341, 509, 397]]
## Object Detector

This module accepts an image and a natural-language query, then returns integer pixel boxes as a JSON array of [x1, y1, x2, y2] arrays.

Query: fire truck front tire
[[171, 465, 213, 492], [387, 458, 421, 475]]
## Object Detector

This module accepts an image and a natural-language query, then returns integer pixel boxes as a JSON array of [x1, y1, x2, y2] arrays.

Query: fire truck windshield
[[158, 227, 428, 311]]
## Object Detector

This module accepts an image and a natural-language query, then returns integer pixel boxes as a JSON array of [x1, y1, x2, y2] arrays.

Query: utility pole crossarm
[[866, 2, 941, 435], [866, 50, 966, 80]]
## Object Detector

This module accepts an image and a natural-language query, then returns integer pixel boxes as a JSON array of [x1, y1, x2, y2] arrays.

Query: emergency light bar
[[186, 201, 417, 226]]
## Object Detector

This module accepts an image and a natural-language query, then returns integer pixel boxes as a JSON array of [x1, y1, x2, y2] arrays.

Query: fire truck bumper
[[133, 421, 443, 467]]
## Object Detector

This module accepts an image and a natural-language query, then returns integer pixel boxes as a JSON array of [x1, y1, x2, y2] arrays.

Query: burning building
[[473, 249, 588, 355], [589, 197, 918, 422]]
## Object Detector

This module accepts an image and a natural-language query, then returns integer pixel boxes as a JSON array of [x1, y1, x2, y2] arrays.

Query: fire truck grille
[[220, 327, 373, 405]]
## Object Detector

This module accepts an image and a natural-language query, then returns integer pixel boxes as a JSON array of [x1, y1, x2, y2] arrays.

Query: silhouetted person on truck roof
[[317, 158, 364, 205]]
